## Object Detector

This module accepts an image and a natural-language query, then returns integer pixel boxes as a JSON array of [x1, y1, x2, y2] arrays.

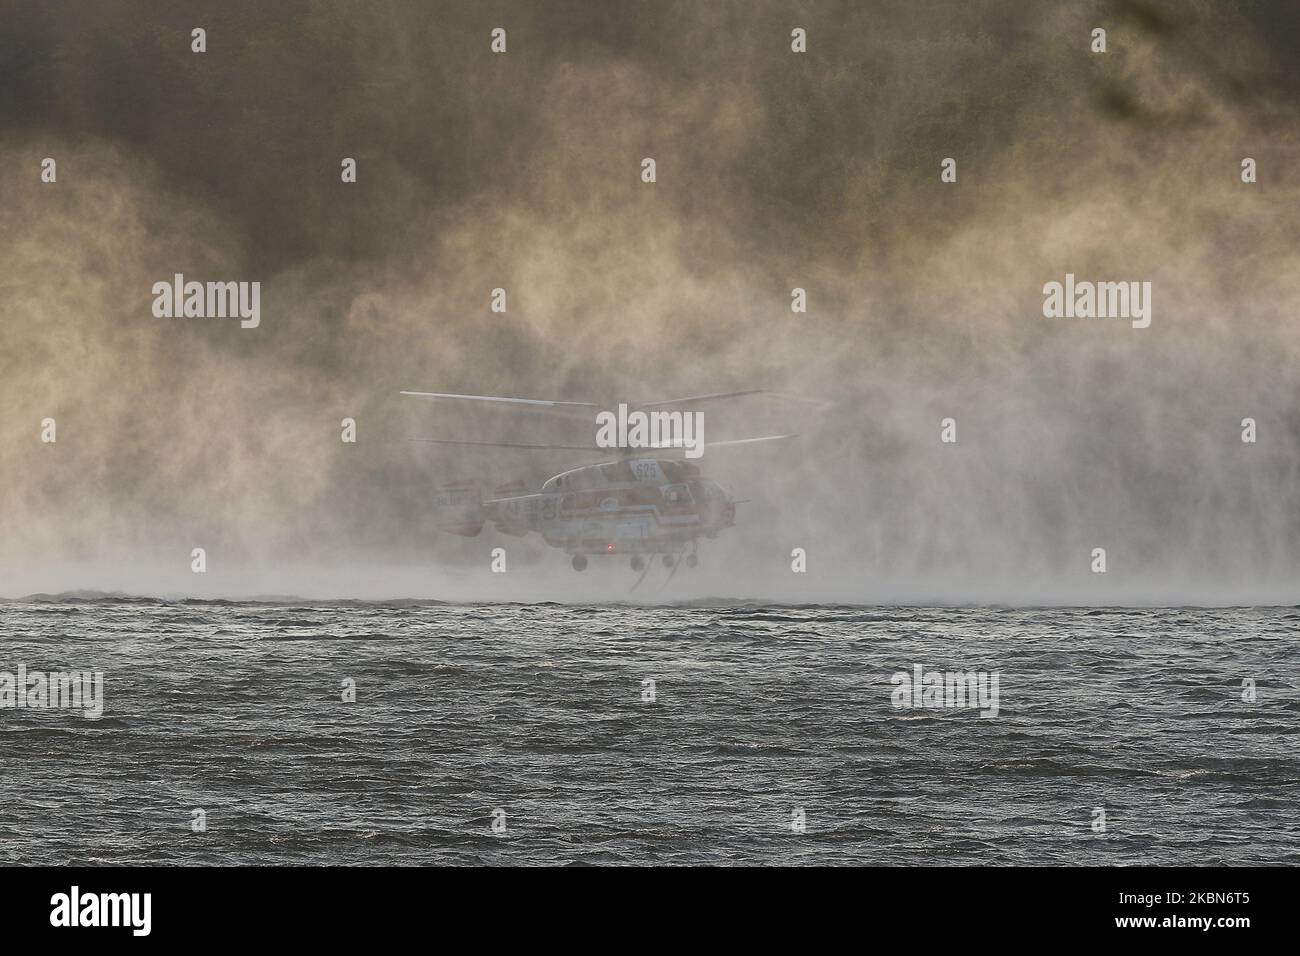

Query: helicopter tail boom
[[431, 482, 485, 537]]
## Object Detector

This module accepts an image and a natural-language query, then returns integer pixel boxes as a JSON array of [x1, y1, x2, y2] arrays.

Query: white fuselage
[[485, 459, 734, 555]]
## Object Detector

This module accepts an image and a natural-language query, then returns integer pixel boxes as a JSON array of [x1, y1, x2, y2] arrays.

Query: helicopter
[[400, 388, 797, 581]]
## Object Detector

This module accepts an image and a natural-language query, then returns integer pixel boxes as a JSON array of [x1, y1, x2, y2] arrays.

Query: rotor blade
[[405, 438, 605, 451], [765, 390, 834, 409], [708, 433, 798, 449], [405, 434, 796, 455], [635, 389, 767, 409], [644, 433, 798, 451], [400, 391, 600, 408]]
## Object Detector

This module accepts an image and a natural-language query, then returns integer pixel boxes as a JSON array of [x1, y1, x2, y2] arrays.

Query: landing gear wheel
[[685, 554, 698, 568], [571, 554, 588, 571], [663, 554, 676, 568], [631, 555, 645, 571]]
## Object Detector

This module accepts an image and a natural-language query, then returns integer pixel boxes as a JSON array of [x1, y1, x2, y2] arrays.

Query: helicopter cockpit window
[[600, 462, 635, 483], [690, 479, 724, 500], [663, 483, 694, 507]]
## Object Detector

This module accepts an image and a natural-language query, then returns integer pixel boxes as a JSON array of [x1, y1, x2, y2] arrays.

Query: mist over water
[[3, 0, 1300, 602]]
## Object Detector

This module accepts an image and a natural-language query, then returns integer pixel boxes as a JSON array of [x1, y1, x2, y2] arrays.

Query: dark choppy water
[[0, 599, 1297, 865]]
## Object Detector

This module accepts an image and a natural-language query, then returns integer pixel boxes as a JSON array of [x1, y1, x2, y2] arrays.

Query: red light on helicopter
[[606, 543, 615, 553]]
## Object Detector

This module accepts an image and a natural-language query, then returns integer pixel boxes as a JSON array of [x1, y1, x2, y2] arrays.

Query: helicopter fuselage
[[484, 458, 735, 555], [407, 386, 793, 572]]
